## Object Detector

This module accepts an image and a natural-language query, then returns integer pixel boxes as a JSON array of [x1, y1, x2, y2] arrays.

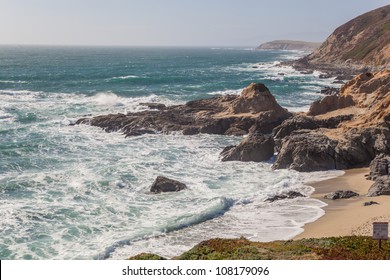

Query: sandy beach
[[296, 168, 390, 239]]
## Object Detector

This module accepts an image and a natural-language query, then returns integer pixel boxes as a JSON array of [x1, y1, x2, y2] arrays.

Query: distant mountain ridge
[[305, 5, 390, 69], [256, 40, 321, 51]]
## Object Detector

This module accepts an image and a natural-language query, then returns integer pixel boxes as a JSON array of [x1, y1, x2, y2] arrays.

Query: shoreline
[[295, 168, 390, 239]]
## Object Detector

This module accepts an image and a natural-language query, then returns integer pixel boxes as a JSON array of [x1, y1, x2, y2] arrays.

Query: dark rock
[[308, 95, 355, 116], [367, 176, 390, 197], [139, 103, 167, 110], [265, 191, 306, 202], [224, 127, 247, 136], [150, 176, 187, 193], [221, 134, 274, 162], [319, 73, 333, 79], [320, 87, 339, 95], [77, 83, 290, 138], [368, 154, 390, 180], [364, 201, 379, 206], [182, 127, 200, 135], [273, 132, 340, 171], [324, 190, 359, 200]]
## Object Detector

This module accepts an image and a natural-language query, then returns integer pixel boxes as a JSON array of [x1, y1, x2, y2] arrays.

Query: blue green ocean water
[[0, 46, 342, 259]]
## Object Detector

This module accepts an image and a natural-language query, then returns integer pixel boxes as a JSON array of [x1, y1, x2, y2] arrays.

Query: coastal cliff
[[294, 5, 390, 72], [256, 40, 321, 51]]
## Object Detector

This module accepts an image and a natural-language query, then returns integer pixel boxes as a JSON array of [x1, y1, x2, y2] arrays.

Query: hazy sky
[[0, 0, 388, 47]]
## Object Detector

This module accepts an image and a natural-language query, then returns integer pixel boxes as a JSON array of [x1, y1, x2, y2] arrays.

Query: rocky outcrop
[[324, 190, 359, 200], [367, 176, 390, 197], [368, 155, 390, 180], [150, 176, 187, 193], [221, 134, 274, 162], [76, 83, 291, 137], [272, 132, 339, 171], [256, 40, 321, 51], [265, 191, 306, 202], [308, 95, 355, 116], [302, 5, 390, 69]]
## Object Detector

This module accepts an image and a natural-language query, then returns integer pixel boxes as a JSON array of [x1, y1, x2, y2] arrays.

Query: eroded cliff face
[[272, 70, 390, 172], [305, 5, 390, 69]]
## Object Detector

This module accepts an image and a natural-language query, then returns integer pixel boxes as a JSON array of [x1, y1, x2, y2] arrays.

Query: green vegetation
[[128, 236, 390, 260], [128, 253, 167, 260]]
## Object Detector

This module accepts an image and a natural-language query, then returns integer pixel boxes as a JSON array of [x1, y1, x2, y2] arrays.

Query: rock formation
[[272, 70, 390, 171], [220, 134, 274, 162], [265, 191, 306, 202], [367, 176, 390, 197], [324, 190, 359, 200], [150, 176, 187, 193], [293, 5, 390, 72], [76, 83, 292, 137]]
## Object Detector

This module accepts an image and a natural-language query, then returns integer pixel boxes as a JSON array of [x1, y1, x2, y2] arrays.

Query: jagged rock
[[265, 191, 306, 202], [77, 83, 290, 137], [308, 95, 355, 116], [150, 176, 187, 193], [221, 134, 274, 162], [224, 127, 247, 136], [139, 103, 167, 110], [320, 87, 339, 95], [367, 176, 390, 197], [364, 201, 379, 206], [368, 155, 390, 180], [272, 114, 354, 145], [272, 132, 340, 171], [324, 190, 359, 200]]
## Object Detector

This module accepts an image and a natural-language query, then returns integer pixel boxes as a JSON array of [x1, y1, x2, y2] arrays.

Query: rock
[[224, 127, 247, 136], [77, 83, 290, 138], [221, 134, 274, 162], [368, 155, 390, 180], [319, 73, 333, 79], [265, 191, 306, 202], [364, 201, 379, 206], [139, 103, 167, 110], [308, 94, 355, 116], [272, 114, 354, 146], [320, 86, 339, 95], [367, 176, 390, 197], [324, 190, 359, 200], [150, 176, 187, 193], [228, 83, 290, 116], [272, 132, 340, 171]]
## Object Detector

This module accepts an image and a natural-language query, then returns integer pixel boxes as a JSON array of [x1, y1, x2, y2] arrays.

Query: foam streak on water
[[0, 47, 342, 259]]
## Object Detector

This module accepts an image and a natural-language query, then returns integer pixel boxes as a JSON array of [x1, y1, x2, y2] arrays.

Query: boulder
[[368, 154, 390, 181], [265, 191, 306, 202], [139, 103, 167, 110], [324, 190, 359, 200], [364, 201, 379, 206], [150, 176, 187, 193], [221, 134, 274, 162], [367, 176, 390, 197], [272, 132, 340, 171]]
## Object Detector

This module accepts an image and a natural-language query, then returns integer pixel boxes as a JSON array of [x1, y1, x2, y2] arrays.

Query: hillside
[[304, 5, 390, 69], [257, 40, 321, 51]]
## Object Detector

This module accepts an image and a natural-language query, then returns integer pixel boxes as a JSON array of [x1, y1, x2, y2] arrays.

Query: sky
[[0, 0, 389, 47]]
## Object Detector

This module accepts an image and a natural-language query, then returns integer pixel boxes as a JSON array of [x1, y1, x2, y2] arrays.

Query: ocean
[[0, 46, 343, 259]]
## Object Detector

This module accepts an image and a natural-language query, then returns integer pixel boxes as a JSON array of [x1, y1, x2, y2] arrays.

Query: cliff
[[257, 40, 321, 51], [303, 5, 390, 70]]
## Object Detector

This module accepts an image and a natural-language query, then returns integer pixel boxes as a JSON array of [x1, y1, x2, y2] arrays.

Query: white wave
[[107, 75, 139, 81], [92, 92, 124, 107], [0, 80, 28, 84], [207, 88, 242, 96]]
